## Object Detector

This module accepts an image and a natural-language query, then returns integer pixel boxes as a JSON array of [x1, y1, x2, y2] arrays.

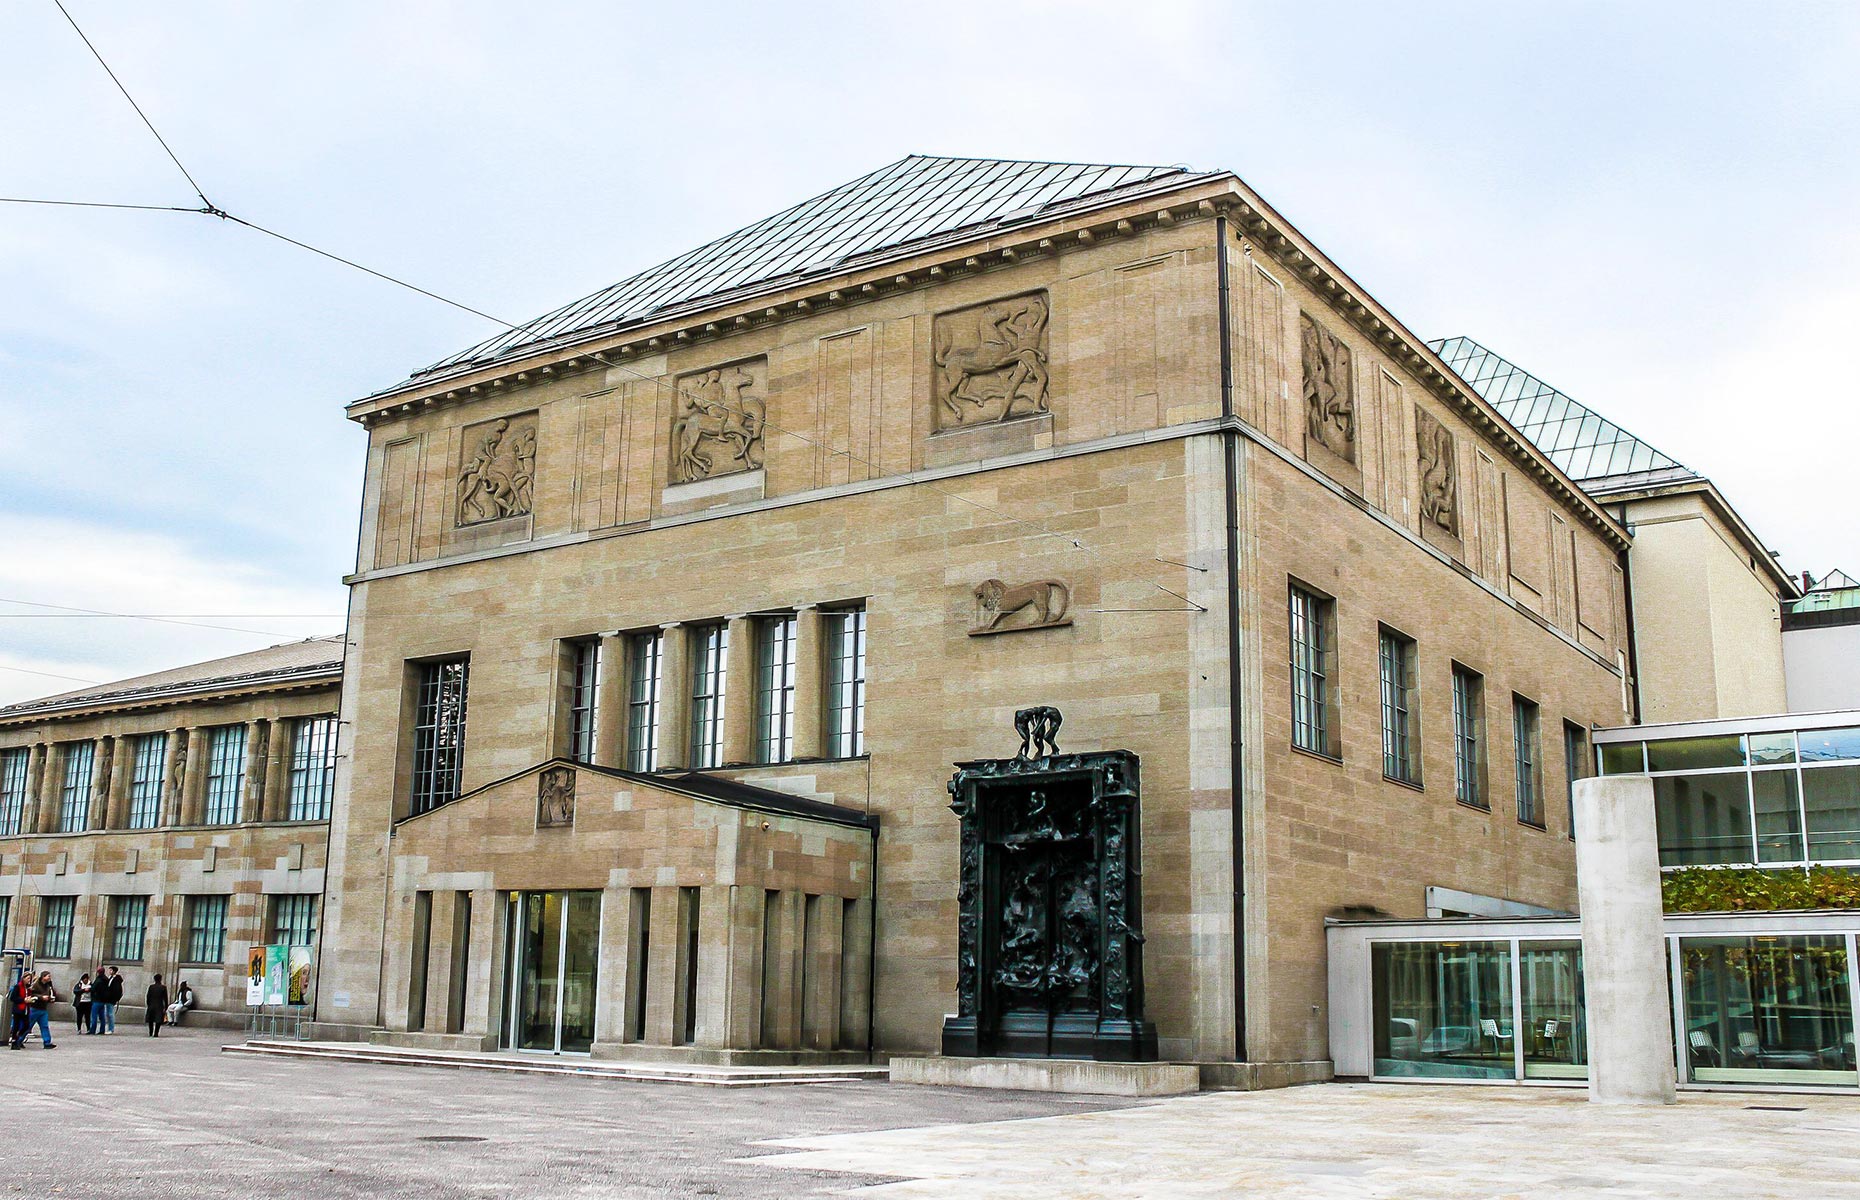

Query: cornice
[[0, 667, 342, 731]]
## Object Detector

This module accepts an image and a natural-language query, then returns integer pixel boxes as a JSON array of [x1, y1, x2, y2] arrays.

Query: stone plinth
[[891, 1055, 1199, 1097]]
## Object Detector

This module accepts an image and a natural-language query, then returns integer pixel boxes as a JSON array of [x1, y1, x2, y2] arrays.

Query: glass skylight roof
[[413, 155, 1208, 381], [1431, 336, 1687, 483]]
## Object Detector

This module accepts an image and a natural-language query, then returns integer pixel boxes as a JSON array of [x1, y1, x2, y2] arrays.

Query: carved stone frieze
[[933, 292, 1050, 429], [1300, 312, 1356, 465], [970, 578, 1071, 636], [537, 764, 575, 828], [457, 411, 538, 526], [671, 359, 766, 484], [1415, 403, 1459, 537]]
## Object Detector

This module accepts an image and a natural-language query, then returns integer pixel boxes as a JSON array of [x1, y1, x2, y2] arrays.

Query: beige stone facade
[[0, 638, 340, 1024], [319, 158, 1633, 1076]]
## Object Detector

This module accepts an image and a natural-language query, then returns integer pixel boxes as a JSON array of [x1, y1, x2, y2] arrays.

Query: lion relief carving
[[970, 578, 1072, 636]]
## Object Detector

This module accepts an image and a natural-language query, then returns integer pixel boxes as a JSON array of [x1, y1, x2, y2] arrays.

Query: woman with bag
[[73, 972, 93, 1034]]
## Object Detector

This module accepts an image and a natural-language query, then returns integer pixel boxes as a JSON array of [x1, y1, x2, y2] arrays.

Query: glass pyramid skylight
[[1431, 336, 1687, 484], [414, 155, 1208, 381]]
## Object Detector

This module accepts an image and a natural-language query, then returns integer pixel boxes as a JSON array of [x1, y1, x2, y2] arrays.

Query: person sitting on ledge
[[165, 980, 195, 1027]]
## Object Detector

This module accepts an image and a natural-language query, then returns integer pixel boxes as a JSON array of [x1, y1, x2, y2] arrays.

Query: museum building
[[0, 637, 341, 1023], [308, 155, 1635, 1082]]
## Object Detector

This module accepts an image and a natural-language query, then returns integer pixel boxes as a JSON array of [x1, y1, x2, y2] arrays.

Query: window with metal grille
[[110, 896, 147, 961], [826, 607, 867, 759], [567, 639, 600, 764], [39, 896, 75, 959], [689, 624, 729, 769], [410, 659, 469, 815], [1378, 628, 1420, 785], [1289, 585, 1334, 756], [0, 748, 28, 836], [185, 895, 229, 965], [270, 894, 318, 947], [626, 632, 662, 772], [1452, 665, 1486, 809], [127, 733, 167, 829], [287, 716, 338, 821], [1515, 696, 1543, 827], [58, 741, 95, 833], [203, 724, 247, 825], [1563, 721, 1588, 841], [756, 615, 798, 764]]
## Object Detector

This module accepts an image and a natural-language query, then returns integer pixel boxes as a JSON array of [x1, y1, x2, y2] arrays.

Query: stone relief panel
[[537, 764, 575, 828], [671, 358, 767, 484], [970, 578, 1071, 636], [1415, 404, 1459, 537], [933, 292, 1050, 430], [457, 411, 538, 526], [1300, 312, 1356, 464]]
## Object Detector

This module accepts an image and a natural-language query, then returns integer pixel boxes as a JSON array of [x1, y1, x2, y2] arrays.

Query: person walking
[[73, 972, 93, 1034], [145, 974, 169, 1038], [24, 972, 57, 1049], [7, 970, 30, 1049]]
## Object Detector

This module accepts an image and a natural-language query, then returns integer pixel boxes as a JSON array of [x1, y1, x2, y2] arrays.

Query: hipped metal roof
[[1429, 336, 1689, 484], [0, 635, 345, 721], [407, 155, 1209, 383]]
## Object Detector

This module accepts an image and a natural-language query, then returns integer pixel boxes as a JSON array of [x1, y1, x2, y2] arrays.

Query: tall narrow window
[[410, 659, 470, 815], [626, 631, 663, 772], [826, 606, 867, 759], [1515, 696, 1543, 827], [203, 724, 247, 825], [1378, 628, 1420, 785], [1288, 585, 1336, 757], [271, 894, 319, 947], [0, 896, 9, 947], [1563, 721, 1588, 841], [127, 733, 167, 829], [39, 896, 75, 959], [0, 748, 28, 836], [110, 896, 148, 961], [567, 639, 600, 764], [1451, 665, 1486, 809], [689, 623, 729, 769], [58, 741, 95, 833], [287, 716, 338, 821], [185, 895, 229, 965], [756, 615, 798, 764]]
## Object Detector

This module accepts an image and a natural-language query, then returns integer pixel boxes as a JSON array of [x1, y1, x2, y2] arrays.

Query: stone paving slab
[[752, 1081, 1860, 1198]]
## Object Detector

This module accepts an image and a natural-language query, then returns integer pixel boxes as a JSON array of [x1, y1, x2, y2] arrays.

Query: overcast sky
[[3, 1, 1856, 704]]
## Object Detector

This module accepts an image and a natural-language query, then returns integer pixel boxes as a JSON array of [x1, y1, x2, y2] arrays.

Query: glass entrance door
[[502, 891, 600, 1054]]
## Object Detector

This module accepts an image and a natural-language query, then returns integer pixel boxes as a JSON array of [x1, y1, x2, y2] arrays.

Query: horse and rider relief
[[933, 292, 1051, 430], [671, 359, 768, 484]]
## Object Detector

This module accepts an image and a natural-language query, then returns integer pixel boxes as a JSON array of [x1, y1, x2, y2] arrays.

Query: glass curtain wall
[[1372, 941, 1515, 1079], [1679, 935, 1855, 1087]]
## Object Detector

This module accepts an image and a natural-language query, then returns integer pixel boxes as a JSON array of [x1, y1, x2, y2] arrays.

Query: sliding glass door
[[503, 891, 600, 1054]]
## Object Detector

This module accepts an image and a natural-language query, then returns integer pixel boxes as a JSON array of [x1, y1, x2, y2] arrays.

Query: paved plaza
[[7, 1030, 1860, 1198]]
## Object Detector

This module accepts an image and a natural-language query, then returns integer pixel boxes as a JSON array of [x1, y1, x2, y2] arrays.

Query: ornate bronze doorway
[[943, 711, 1158, 1061]]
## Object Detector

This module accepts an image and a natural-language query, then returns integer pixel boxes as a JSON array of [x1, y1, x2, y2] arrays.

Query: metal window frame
[[185, 894, 229, 965], [39, 895, 76, 959], [1514, 696, 1543, 827], [127, 733, 166, 829], [287, 716, 339, 822], [110, 895, 148, 961], [58, 740, 96, 833], [409, 659, 470, 816], [626, 631, 663, 773], [270, 894, 318, 947], [1379, 628, 1419, 784], [825, 607, 867, 759], [689, 624, 730, 769], [567, 639, 601, 764], [0, 747, 28, 836], [203, 724, 247, 825], [756, 615, 798, 764], [1289, 585, 1332, 756], [1452, 664, 1486, 809]]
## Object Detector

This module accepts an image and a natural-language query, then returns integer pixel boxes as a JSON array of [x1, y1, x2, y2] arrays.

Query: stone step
[[222, 1040, 889, 1087]]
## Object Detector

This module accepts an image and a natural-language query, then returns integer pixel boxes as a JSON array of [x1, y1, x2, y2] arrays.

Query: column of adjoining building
[[23, 743, 47, 834], [36, 742, 63, 833], [1574, 774, 1677, 1105], [722, 615, 756, 766], [238, 719, 266, 823], [263, 718, 291, 821], [791, 606, 824, 761], [105, 734, 134, 828], [182, 727, 211, 826], [656, 624, 690, 771], [89, 737, 117, 830], [593, 633, 628, 768], [159, 728, 184, 827]]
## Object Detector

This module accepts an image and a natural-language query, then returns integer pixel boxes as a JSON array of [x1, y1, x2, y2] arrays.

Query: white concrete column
[[1574, 774, 1676, 1105]]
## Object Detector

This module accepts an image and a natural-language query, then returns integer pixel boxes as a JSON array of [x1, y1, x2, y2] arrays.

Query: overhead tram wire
[[39, 2, 1207, 615], [0, 664, 103, 686], [0, 597, 324, 638]]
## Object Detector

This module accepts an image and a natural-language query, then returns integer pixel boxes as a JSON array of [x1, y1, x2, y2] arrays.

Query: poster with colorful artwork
[[287, 945, 312, 1006], [246, 946, 265, 1007], [264, 944, 288, 1006]]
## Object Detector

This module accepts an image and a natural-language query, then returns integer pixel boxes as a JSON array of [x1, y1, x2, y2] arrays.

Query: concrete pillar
[[465, 888, 502, 1043], [801, 893, 843, 1050], [642, 885, 684, 1045], [159, 728, 184, 827], [239, 720, 266, 823], [760, 890, 804, 1050], [1574, 775, 1676, 1105], [594, 885, 635, 1047], [694, 884, 764, 1051], [263, 719, 291, 822], [839, 896, 873, 1051], [656, 624, 690, 771], [593, 634, 627, 769], [422, 891, 460, 1034], [791, 606, 824, 762], [722, 615, 756, 767]]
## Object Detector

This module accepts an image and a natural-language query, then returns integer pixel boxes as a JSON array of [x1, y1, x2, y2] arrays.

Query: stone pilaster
[[722, 615, 756, 767], [23, 743, 47, 834], [88, 737, 115, 831], [642, 884, 684, 1045], [183, 728, 211, 826], [594, 885, 635, 1046], [694, 883, 764, 1051], [802, 893, 844, 1050], [656, 624, 690, 771], [239, 719, 266, 823], [463, 887, 500, 1043], [422, 891, 460, 1034], [593, 633, 627, 769], [791, 606, 824, 762], [263, 718, 291, 821], [839, 897, 873, 1051]]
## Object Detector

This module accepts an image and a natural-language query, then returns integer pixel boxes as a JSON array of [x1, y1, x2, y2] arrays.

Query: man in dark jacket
[[145, 974, 169, 1038], [96, 966, 122, 1034]]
